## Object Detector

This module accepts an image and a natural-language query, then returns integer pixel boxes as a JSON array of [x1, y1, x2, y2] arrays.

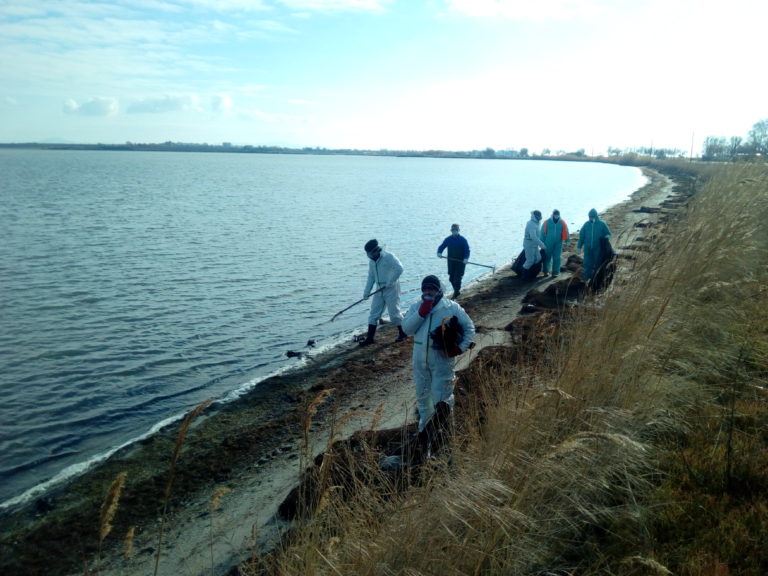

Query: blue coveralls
[[540, 216, 569, 275], [577, 209, 611, 281]]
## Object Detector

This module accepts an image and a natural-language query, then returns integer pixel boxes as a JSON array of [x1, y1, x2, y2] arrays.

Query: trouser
[[522, 244, 542, 270], [413, 356, 455, 432], [583, 247, 601, 281], [368, 285, 402, 326], [447, 260, 466, 294], [543, 242, 563, 274]]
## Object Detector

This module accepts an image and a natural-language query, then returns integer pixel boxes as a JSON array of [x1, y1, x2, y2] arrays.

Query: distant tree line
[[2, 119, 766, 162], [701, 118, 768, 161]]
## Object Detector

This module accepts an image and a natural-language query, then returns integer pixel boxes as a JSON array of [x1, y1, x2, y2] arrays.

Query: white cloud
[[211, 93, 234, 113], [277, 0, 392, 12], [139, 0, 271, 13], [63, 97, 119, 116], [127, 94, 202, 113], [442, 0, 618, 20]]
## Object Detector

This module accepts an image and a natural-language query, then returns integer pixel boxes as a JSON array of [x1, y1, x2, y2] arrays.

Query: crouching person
[[402, 275, 475, 460]]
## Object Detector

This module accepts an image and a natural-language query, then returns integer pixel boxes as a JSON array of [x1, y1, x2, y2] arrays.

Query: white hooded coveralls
[[523, 213, 546, 270], [363, 249, 404, 326], [402, 297, 475, 431]]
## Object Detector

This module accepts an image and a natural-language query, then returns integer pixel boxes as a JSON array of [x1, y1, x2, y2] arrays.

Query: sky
[[1, 0, 765, 154]]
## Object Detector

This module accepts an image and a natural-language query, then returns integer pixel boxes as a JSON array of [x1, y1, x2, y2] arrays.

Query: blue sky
[[1, 0, 765, 154]]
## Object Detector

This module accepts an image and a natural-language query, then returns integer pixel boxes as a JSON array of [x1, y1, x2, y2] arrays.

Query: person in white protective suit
[[523, 210, 547, 275], [402, 275, 475, 456], [360, 239, 407, 346]]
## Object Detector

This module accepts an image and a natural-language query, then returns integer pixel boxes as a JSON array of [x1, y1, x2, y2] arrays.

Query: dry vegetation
[[234, 161, 767, 576]]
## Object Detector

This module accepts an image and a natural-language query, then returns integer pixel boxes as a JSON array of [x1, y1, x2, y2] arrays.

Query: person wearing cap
[[402, 274, 475, 454], [577, 208, 612, 284], [360, 239, 406, 346], [523, 210, 547, 276], [540, 209, 570, 277], [436, 223, 471, 298]]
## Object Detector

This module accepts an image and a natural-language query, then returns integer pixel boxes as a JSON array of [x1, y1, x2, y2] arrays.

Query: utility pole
[[689, 131, 695, 162]]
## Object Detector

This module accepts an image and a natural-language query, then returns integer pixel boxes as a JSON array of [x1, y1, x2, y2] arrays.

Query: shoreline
[[0, 166, 679, 576]]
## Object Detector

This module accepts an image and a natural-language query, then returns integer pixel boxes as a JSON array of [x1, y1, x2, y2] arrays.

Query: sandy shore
[[0, 166, 680, 576]]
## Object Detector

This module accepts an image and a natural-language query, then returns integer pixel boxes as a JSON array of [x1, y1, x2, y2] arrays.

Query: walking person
[[540, 209, 570, 277], [360, 239, 407, 346], [436, 223, 470, 298], [577, 208, 612, 284], [523, 210, 547, 278], [402, 275, 475, 458]]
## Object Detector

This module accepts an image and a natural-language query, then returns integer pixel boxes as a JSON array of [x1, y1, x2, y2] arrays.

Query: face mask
[[421, 293, 434, 301], [553, 215, 559, 222], [451, 230, 459, 236]]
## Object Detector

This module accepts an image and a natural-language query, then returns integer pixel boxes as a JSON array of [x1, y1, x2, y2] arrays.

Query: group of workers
[[357, 208, 611, 458], [520, 208, 612, 281]]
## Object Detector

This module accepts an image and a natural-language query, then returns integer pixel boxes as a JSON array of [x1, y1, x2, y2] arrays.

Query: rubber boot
[[395, 325, 407, 342], [451, 280, 461, 299], [359, 324, 376, 347], [418, 428, 432, 462]]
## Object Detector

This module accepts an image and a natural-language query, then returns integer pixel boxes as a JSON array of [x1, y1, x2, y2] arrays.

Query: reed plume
[[91, 471, 127, 575]]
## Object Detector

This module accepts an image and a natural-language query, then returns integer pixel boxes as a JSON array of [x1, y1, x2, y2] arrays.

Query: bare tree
[[747, 119, 768, 156]]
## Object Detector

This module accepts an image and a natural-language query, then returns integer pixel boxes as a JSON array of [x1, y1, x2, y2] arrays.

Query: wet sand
[[0, 165, 682, 576]]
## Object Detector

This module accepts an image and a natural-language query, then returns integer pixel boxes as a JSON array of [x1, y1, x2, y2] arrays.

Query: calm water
[[0, 150, 645, 508]]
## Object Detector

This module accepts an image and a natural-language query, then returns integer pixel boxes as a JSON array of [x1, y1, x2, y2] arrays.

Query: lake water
[[0, 149, 645, 509]]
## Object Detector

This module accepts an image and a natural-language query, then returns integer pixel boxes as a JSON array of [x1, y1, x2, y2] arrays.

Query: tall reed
[[240, 161, 767, 575], [153, 398, 212, 576]]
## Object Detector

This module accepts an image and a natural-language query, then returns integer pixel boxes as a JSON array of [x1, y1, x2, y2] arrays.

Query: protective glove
[[418, 296, 434, 317], [363, 291, 370, 299], [447, 345, 463, 358], [463, 258, 468, 264], [437, 252, 442, 258]]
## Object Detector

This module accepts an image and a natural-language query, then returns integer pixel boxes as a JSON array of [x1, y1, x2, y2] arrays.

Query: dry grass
[[235, 161, 767, 576]]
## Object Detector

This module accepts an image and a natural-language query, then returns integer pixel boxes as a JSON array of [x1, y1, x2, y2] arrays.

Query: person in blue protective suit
[[577, 208, 612, 283], [540, 209, 570, 277], [360, 239, 407, 346], [402, 275, 475, 457], [436, 223, 471, 299], [523, 210, 547, 276]]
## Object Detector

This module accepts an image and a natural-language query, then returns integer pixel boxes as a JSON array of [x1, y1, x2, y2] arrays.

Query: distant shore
[[0, 140, 605, 160]]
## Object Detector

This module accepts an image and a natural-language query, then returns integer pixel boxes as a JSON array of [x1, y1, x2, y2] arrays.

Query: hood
[[588, 208, 599, 220]]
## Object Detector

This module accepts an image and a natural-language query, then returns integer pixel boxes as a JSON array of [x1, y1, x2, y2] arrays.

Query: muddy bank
[[0, 165, 687, 576]]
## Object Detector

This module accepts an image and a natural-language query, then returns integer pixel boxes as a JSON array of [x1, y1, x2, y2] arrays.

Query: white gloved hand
[[463, 258, 468, 264]]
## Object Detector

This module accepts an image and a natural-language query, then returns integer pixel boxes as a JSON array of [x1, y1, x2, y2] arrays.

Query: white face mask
[[451, 230, 459, 236]]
